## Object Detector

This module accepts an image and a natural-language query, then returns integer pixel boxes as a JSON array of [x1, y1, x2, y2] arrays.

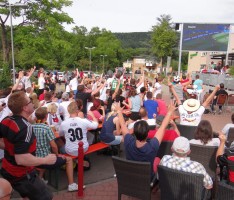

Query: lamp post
[[100, 55, 107, 74], [0, 2, 27, 83], [85, 47, 96, 72]]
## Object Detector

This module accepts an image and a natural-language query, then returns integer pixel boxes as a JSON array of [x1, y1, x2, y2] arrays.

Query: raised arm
[[27, 66, 36, 78], [202, 85, 220, 107], [154, 101, 176, 144], [216, 133, 226, 162], [115, 103, 129, 137]]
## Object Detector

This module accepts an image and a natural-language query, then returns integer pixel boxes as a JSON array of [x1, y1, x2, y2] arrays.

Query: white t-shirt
[[59, 117, 98, 156], [65, 85, 71, 93], [38, 77, 45, 89], [153, 82, 162, 98], [222, 124, 234, 136], [69, 78, 78, 91], [190, 138, 220, 146], [59, 101, 71, 121], [179, 105, 205, 126], [22, 76, 32, 89]]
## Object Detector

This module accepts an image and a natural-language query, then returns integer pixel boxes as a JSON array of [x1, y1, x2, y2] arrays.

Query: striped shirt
[[160, 154, 213, 188], [32, 123, 55, 157], [0, 115, 36, 181]]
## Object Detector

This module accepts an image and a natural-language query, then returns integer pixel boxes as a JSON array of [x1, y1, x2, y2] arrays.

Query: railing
[[192, 72, 234, 91]]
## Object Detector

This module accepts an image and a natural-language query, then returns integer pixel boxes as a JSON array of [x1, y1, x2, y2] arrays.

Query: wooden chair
[[176, 124, 197, 140], [216, 94, 228, 113], [157, 141, 173, 159], [227, 94, 234, 112], [216, 181, 234, 200], [158, 165, 209, 200], [189, 144, 218, 178], [112, 156, 152, 200]]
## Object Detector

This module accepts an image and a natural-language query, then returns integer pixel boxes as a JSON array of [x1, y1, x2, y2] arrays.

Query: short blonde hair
[[47, 103, 57, 114], [68, 102, 78, 114]]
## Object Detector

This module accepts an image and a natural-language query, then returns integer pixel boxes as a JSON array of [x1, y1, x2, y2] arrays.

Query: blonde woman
[[47, 103, 62, 131], [100, 103, 122, 145]]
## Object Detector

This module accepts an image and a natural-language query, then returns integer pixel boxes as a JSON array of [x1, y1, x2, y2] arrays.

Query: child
[[33, 107, 79, 191]]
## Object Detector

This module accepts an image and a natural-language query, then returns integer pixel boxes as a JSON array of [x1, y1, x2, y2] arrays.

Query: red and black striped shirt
[[0, 115, 36, 181]]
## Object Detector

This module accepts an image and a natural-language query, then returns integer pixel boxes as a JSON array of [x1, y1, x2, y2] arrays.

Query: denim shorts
[[106, 135, 123, 145]]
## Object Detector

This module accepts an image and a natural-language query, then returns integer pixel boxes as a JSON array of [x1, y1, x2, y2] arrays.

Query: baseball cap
[[172, 136, 190, 154]]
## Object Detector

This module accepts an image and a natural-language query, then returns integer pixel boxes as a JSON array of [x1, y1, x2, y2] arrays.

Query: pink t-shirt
[[156, 99, 167, 116], [87, 110, 103, 121]]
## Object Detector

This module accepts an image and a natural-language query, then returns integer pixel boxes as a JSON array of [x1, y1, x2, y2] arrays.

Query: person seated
[[160, 136, 213, 189], [169, 83, 219, 126], [210, 83, 228, 114], [100, 103, 123, 145], [0, 178, 13, 200], [127, 107, 156, 133], [190, 120, 220, 146], [59, 102, 97, 156], [216, 133, 234, 186], [117, 101, 177, 179], [33, 107, 79, 191], [222, 113, 234, 137], [143, 91, 158, 119], [87, 99, 105, 123]]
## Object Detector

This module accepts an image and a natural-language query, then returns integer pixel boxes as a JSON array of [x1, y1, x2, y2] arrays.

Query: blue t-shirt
[[124, 134, 159, 177], [143, 100, 158, 119], [193, 79, 203, 90]]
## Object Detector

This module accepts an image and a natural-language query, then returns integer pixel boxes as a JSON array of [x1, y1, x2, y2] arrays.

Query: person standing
[[0, 91, 56, 200]]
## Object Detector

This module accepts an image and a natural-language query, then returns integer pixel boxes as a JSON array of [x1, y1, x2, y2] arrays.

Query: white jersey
[[59, 117, 98, 156], [60, 101, 71, 120]]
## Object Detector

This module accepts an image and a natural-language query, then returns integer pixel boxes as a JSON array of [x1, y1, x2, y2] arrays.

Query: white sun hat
[[183, 99, 200, 112]]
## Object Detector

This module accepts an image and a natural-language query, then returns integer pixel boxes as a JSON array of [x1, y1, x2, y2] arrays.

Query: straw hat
[[183, 99, 200, 112]]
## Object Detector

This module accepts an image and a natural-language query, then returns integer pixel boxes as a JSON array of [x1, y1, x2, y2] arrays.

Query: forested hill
[[114, 32, 152, 48]]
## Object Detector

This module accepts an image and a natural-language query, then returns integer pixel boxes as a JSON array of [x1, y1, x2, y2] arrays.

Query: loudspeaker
[[175, 23, 180, 30]]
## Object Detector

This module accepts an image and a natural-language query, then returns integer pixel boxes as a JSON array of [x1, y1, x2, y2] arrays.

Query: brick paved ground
[[53, 178, 160, 200]]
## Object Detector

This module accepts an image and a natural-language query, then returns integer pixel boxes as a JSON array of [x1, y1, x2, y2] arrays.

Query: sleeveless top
[[100, 114, 117, 143]]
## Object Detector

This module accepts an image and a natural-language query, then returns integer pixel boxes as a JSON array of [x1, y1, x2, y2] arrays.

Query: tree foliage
[[151, 14, 178, 65]]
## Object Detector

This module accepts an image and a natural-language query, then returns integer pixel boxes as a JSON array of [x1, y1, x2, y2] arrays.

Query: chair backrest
[[227, 94, 234, 106], [157, 141, 173, 159], [176, 124, 197, 140], [227, 128, 234, 147], [112, 156, 151, 200], [190, 144, 218, 178], [216, 181, 234, 200], [216, 94, 228, 106], [158, 165, 205, 200]]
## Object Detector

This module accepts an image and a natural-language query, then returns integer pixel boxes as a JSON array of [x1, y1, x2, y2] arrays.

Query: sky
[[62, 0, 234, 33]]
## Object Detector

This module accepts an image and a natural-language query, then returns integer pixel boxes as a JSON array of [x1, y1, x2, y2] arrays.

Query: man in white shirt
[[69, 69, 79, 96], [59, 102, 98, 156], [169, 83, 219, 126], [60, 92, 72, 121]]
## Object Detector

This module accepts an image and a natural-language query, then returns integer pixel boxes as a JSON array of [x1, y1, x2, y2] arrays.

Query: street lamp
[[85, 47, 96, 72], [0, 2, 27, 83], [100, 55, 107, 74]]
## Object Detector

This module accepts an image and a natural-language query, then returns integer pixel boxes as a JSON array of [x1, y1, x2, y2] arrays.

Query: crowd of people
[[0, 66, 234, 199]]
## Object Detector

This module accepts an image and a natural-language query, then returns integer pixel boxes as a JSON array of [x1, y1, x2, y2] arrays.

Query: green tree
[[151, 14, 177, 66], [0, 0, 73, 67]]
